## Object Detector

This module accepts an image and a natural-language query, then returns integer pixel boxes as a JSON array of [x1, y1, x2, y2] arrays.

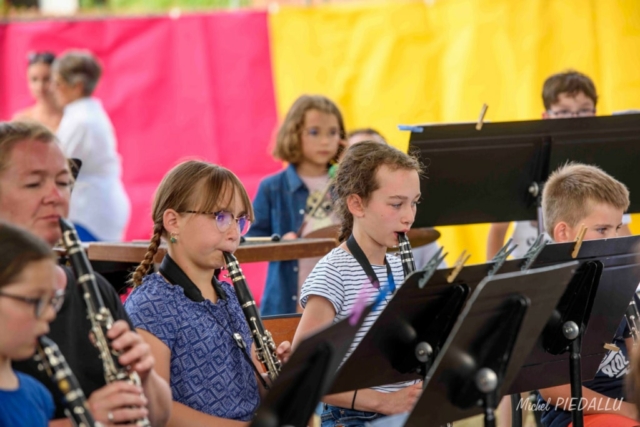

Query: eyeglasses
[[27, 51, 56, 66], [183, 210, 251, 236], [0, 289, 65, 318], [547, 109, 596, 118], [303, 127, 343, 140]]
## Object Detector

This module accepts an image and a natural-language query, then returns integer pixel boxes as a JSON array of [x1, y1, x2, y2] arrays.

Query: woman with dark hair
[[52, 50, 130, 242], [13, 51, 62, 131]]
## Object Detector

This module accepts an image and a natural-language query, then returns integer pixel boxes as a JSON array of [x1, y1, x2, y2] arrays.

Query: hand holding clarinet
[[58, 218, 152, 426]]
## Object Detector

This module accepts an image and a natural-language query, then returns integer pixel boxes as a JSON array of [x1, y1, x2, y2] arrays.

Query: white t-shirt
[[297, 174, 340, 291], [57, 97, 130, 241], [511, 221, 550, 259], [413, 241, 448, 270], [301, 247, 418, 393]]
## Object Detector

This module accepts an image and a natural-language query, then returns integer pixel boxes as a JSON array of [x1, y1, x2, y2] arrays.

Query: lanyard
[[158, 254, 269, 389], [159, 254, 227, 302], [346, 234, 396, 294]]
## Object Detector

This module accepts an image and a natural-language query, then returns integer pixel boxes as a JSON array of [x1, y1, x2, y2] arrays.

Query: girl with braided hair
[[125, 160, 291, 426]]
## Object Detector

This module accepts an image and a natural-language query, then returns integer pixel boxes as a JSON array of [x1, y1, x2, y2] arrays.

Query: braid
[[338, 213, 353, 242], [130, 222, 163, 287]]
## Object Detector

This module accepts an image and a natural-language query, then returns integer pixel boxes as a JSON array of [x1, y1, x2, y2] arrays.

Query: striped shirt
[[300, 246, 417, 393]]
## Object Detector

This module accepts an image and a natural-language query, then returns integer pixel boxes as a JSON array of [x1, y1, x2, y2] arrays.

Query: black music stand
[[504, 236, 640, 392], [509, 259, 601, 427], [402, 263, 576, 427], [406, 114, 640, 227], [502, 236, 640, 426], [329, 263, 489, 393], [338, 235, 640, 426], [329, 244, 545, 394], [251, 306, 372, 427]]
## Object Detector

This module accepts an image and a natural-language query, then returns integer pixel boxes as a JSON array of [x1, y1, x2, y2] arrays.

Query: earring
[[170, 234, 177, 244]]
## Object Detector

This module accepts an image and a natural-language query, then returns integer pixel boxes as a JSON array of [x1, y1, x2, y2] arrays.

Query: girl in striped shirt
[[293, 141, 424, 427]]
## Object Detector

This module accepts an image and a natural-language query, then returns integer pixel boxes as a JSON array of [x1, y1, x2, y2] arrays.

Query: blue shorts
[[321, 404, 384, 427], [365, 412, 408, 427]]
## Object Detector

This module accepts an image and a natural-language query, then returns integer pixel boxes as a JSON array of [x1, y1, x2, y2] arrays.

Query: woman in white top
[[52, 50, 130, 242]]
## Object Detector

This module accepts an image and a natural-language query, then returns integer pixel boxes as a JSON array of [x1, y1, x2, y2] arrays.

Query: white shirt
[[301, 247, 418, 393], [297, 173, 340, 292], [57, 97, 130, 241], [413, 241, 448, 270]]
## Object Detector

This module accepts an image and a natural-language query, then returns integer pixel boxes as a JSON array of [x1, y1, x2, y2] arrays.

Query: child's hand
[[276, 340, 292, 364], [379, 382, 423, 415], [282, 232, 298, 241], [106, 320, 155, 383]]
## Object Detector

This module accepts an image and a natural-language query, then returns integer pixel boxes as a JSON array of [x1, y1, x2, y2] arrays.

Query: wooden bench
[[263, 313, 302, 346], [56, 238, 337, 264]]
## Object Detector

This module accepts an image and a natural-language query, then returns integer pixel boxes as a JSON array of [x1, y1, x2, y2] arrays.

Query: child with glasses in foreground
[[125, 160, 291, 426], [0, 222, 62, 427]]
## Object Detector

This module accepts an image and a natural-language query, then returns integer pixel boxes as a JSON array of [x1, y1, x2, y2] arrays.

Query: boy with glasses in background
[[487, 70, 632, 262]]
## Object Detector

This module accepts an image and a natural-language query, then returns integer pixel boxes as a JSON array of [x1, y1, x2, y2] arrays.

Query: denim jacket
[[248, 164, 308, 315]]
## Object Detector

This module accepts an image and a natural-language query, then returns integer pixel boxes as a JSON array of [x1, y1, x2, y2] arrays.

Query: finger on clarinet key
[[106, 319, 130, 340]]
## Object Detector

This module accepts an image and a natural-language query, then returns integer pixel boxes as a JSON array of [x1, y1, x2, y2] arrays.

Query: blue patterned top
[[124, 273, 260, 421]]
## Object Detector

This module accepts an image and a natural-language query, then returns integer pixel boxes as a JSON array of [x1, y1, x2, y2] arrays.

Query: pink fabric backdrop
[[0, 12, 281, 298]]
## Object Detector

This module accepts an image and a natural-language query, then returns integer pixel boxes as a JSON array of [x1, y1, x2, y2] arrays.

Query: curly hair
[[334, 141, 422, 242]]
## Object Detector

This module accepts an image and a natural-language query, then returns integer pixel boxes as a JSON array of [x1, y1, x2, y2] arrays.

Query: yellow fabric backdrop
[[268, 0, 640, 265]]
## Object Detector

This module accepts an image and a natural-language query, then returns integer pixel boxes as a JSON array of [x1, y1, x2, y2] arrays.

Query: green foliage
[[79, 0, 251, 13]]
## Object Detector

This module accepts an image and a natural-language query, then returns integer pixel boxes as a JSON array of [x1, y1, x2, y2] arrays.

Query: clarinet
[[35, 336, 96, 427], [398, 232, 416, 277], [625, 299, 640, 345], [58, 218, 150, 427], [223, 251, 281, 381]]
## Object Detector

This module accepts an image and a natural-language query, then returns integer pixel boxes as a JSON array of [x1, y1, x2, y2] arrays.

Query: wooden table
[[57, 238, 338, 264], [263, 314, 302, 346]]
